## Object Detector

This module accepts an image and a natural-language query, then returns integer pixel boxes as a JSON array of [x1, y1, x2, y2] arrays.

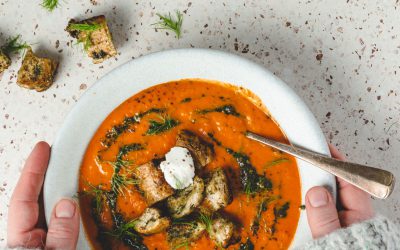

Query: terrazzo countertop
[[1, 0, 399, 246]]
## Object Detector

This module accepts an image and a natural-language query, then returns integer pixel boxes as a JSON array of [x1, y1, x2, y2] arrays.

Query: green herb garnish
[[77, 182, 106, 216], [274, 202, 290, 219], [251, 195, 280, 235], [299, 204, 306, 210], [104, 213, 146, 249], [270, 202, 290, 235], [146, 115, 180, 135], [1, 35, 29, 55], [264, 158, 289, 169], [207, 132, 272, 195], [239, 238, 254, 250], [152, 11, 183, 39], [106, 218, 138, 238], [198, 104, 241, 117], [198, 212, 213, 234], [111, 172, 139, 195], [67, 23, 102, 32], [106, 159, 133, 170], [67, 23, 102, 51], [172, 241, 190, 250], [181, 97, 192, 103], [226, 148, 272, 195], [117, 143, 145, 159], [41, 0, 59, 11], [102, 108, 166, 147]]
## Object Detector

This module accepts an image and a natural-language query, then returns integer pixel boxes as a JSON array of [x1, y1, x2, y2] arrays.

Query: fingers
[[328, 144, 374, 223], [306, 186, 341, 239], [337, 177, 374, 225], [328, 144, 345, 160], [46, 199, 80, 250], [8, 141, 50, 248]]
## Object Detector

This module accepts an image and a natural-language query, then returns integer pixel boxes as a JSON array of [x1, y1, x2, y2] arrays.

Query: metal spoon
[[246, 131, 395, 199]]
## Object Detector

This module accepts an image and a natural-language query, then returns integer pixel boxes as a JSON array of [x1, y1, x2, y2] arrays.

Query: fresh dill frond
[[111, 173, 139, 195], [1, 35, 30, 55], [78, 181, 106, 215], [146, 115, 180, 135], [67, 23, 102, 51], [117, 143, 145, 159], [41, 0, 59, 11], [106, 159, 134, 170], [103, 213, 146, 248], [263, 158, 289, 169], [76, 36, 92, 51], [171, 174, 185, 189], [105, 218, 138, 238], [67, 23, 102, 32], [152, 10, 183, 39], [198, 104, 241, 117], [251, 195, 280, 235], [172, 241, 190, 250], [198, 212, 213, 234]]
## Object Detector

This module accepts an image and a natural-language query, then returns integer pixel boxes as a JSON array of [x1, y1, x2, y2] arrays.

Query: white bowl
[[44, 48, 335, 249]]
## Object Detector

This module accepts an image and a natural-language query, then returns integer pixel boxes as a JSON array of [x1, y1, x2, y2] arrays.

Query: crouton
[[134, 161, 174, 206], [66, 15, 117, 64], [133, 208, 171, 235], [0, 50, 11, 74], [167, 176, 205, 218], [16, 47, 58, 92], [201, 168, 232, 214]]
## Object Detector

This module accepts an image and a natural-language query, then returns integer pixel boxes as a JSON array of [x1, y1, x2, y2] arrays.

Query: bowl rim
[[44, 48, 335, 249]]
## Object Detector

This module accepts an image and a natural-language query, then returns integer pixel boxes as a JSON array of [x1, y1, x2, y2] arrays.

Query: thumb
[[306, 186, 341, 239], [46, 199, 80, 250]]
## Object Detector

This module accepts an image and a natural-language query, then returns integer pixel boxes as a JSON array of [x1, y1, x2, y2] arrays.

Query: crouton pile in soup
[[79, 79, 301, 250]]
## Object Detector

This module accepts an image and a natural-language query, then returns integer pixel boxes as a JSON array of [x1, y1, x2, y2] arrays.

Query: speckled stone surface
[[1, 0, 399, 246]]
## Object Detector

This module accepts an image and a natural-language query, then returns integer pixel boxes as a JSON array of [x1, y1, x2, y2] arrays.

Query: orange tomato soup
[[79, 79, 301, 250]]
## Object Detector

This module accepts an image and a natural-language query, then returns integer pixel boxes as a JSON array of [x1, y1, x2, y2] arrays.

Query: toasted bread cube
[[66, 15, 117, 64], [0, 50, 11, 74], [16, 47, 58, 92]]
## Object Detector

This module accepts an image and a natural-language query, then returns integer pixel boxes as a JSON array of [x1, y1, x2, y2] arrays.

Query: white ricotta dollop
[[160, 146, 195, 189]]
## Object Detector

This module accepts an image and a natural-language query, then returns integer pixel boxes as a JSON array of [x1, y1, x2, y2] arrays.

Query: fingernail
[[55, 199, 76, 218], [308, 188, 329, 208]]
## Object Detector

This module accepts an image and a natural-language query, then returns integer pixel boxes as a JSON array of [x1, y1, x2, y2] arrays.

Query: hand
[[7, 142, 80, 249], [305, 144, 374, 238]]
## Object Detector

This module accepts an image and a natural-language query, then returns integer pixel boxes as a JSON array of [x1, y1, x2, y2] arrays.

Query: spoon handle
[[246, 132, 395, 199]]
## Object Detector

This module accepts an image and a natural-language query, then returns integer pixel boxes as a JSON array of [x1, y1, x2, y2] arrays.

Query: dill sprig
[[263, 158, 289, 169], [106, 158, 139, 195], [41, 0, 59, 11], [152, 11, 183, 39], [117, 143, 145, 159], [106, 159, 133, 170], [78, 181, 107, 216], [251, 195, 280, 235], [111, 173, 139, 195], [67, 23, 102, 51], [105, 218, 138, 238], [198, 212, 213, 234], [1, 35, 30, 55], [67, 23, 102, 32], [146, 115, 180, 135], [198, 104, 241, 117], [172, 241, 190, 250]]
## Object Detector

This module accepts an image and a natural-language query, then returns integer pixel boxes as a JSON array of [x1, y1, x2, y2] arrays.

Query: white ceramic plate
[[44, 48, 335, 249]]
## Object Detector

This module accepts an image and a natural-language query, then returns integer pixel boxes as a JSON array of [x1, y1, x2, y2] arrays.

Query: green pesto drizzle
[[146, 116, 180, 135], [102, 108, 166, 147], [207, 133, 272, 195], [198, 104, 241, 117]]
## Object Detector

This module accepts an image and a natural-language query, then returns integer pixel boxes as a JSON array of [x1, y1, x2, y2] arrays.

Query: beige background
[[1, 0, 399, 246]]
